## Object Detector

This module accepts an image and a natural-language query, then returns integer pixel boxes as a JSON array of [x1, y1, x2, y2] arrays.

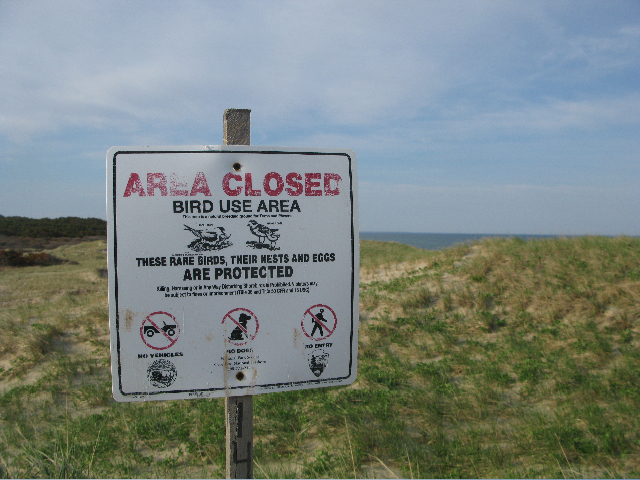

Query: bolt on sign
[[107, 146, 358, 401]]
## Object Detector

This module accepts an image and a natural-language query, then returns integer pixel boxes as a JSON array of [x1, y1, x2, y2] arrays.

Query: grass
[[360, 239, 438, 271], [1, 235, 639, 478]]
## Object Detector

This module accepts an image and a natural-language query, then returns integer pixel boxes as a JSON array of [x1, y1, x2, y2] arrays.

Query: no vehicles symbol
[[223, 308, 259, 346], [140, 311, 180, 350], [302, 304, 337, 341]]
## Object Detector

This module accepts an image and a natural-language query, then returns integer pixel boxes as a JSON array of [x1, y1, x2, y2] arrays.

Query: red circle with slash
[[301, 304, 337, 341], [140, 311, 180, 350], [223, 308, 259, 346]]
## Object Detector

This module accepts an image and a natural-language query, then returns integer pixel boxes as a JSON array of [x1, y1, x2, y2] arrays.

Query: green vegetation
[[0, 215, 106, 238], [1, 236, 639, 478], [360, 239, 440, 273]]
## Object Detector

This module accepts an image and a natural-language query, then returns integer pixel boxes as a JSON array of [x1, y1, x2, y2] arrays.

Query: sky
[[1, 1, 638, 235]]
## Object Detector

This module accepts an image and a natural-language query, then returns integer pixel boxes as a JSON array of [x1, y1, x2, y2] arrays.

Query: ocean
[[359, 232, 559, 251]]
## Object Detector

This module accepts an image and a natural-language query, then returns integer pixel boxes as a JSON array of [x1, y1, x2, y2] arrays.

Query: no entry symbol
[[140, 311, 180, 350], [302, 304, 337, 341], [223, 308, 259, 346]]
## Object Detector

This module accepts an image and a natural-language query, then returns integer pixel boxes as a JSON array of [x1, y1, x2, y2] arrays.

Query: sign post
[[223, 109, 253, 479], [106, 111, 358, 479]]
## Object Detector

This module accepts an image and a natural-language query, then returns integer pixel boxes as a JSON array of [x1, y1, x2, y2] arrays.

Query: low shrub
[[0, 249, 66, 267]]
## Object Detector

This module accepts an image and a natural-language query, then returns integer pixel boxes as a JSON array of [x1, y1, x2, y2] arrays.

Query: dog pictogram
[[223, 308, 259, 346]]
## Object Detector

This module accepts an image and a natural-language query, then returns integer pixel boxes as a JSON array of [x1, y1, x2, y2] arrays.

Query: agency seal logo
[[147, 359, 178, 388]]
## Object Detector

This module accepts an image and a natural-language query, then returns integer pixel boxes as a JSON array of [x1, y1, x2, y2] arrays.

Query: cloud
[[0, 1, 638, 235], [542, 24, 640, 71], [1, 1, 638, 142], [359, 181, 640, 235], [0, 1, 559, 138], [448, 93, 640, 137]]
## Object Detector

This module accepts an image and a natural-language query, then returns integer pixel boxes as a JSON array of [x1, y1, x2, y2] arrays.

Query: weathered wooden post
[[223, 108, 253, 479]]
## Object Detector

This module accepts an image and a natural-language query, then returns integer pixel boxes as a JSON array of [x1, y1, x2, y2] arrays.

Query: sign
[[302, 304, 337, 341], [140, 311, 180, 350], [107, 146, 358, 401], [223, 307, 259, 346]]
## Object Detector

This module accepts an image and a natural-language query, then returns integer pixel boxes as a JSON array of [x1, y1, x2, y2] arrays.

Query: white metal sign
[[107, 146, 358, 401]]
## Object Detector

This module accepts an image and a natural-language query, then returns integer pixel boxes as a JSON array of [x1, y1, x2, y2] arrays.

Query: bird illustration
[[184, 225, 231, 251], [247, 220, 280, 248]]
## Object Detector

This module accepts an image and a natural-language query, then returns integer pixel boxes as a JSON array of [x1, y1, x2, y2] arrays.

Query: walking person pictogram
[[302, 304, 337, 341], [311, 309, 326, 337]]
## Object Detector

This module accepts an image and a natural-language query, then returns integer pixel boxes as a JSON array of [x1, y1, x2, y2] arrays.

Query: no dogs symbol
[[302, 304, 337, 341], [223, 308, 259, 346], [140, 311, 180, 350]]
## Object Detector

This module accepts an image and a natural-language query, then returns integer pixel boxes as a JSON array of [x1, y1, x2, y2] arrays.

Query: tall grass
[[1, 236, 639, 478], [360, 239, 442, 274]]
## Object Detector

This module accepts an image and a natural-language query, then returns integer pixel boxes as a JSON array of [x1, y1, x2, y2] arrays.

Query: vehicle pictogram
[[223, 308, 259, 346], [140, 311, 180, 350], [301, 304, 337, 341]]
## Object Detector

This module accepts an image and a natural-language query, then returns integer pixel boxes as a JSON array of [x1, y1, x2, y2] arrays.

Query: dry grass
[[357, 235, 640, 478], [0, 240, 109, 380], [1, 235, 639, 478]]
